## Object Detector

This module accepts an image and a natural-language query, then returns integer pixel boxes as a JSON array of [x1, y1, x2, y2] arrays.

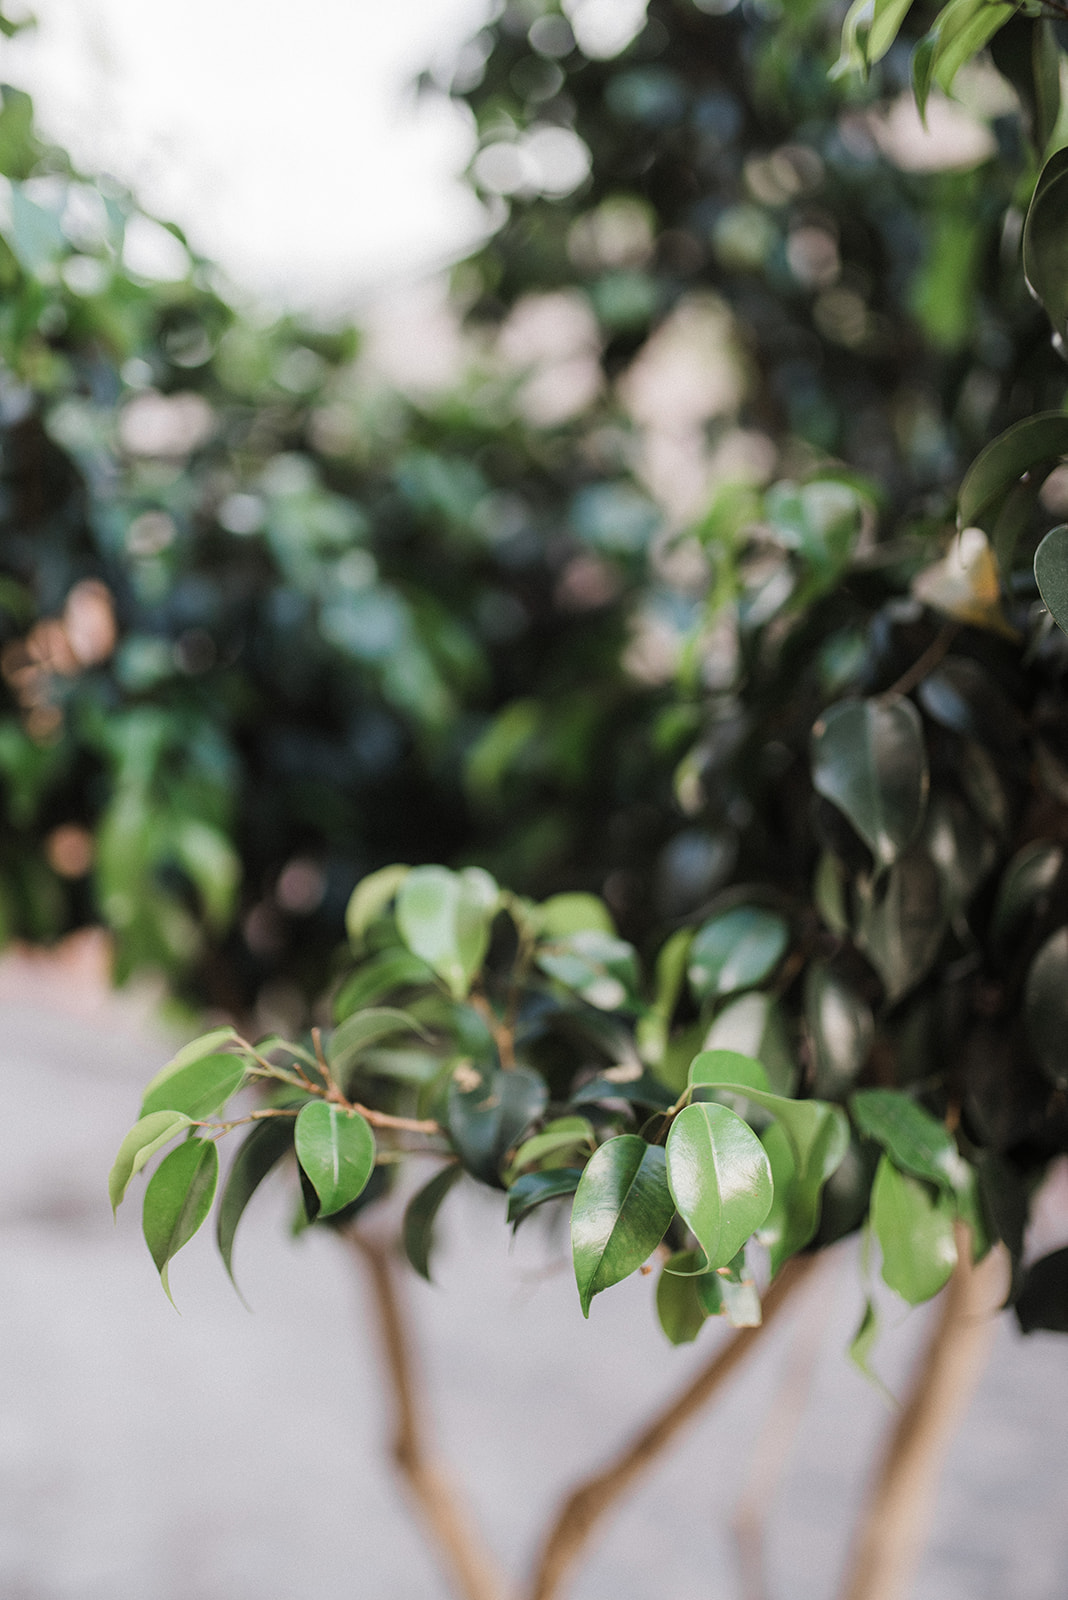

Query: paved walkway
[[1, 940, 1066, 1600]]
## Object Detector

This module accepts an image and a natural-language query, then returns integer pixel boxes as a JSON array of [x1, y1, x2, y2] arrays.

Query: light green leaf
[[687, 907, 789, 1002], [703, 991, 797, 1096], [333, 950, 436, 1019], [142, 1137, 219, 1304], [656, 1250, 710, 1344], [851, 1089, 969, 1192], [327, 1007, 428, 1076], [137, 1026, 241, 1103], [849, 1297, 894, 1399], [666, 1102, 773, 1272], [396, 865, 499, 999], [403, 1163, 463, 1281], [571, 1136, 675, 1316], [533, 893, 615, 938], [870, 1154, 958, 1303], [294, 1102, 376, 1218], [811, 698, 928, 869], [172, 819, 240, 932], [140, 1051, 248, 1122], [345, 863, 410, 951], [506, 1116, 594, 1182], [108, 1110, 192, 1214]]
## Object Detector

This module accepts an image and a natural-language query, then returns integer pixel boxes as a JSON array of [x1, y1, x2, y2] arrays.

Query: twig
[[348, 1229, 512, 1600], [525, 1253, 818, 1600], [470, 991, 517, 1071], [732, 1250, 837, 1600], [837, 1229, 1008, 1600], [877, 623, 959, 706]]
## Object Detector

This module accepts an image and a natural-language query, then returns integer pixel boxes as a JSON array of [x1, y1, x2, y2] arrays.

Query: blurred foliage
[[16, 0, 1068, 1332]]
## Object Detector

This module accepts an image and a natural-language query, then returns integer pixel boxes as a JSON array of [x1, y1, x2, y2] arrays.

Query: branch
[[347, 1230, 512, 1600], [837, 1229, 1008, 1600], [877, 623, 958, 705], [525, 1252, 819, 1600]]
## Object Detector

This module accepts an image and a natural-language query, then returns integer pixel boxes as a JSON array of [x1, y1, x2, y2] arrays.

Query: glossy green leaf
[[345, 863, 410, 951], [533, 893, 615, 938], [396, 865, 498, 998], [855, 849, 945, 1002], [571, 1136, 675, 1316], [216, 1116, 295, 1291], [804, 964, 873, 1098], [1024, 147, 1068, 343], [507, 1167, 582, 1227], [992, 842, 1063, 951], [689, 1049, 770, 1094], [656, 1250, 710, 1344], [137, 1026, 241, 1103], [703, 992, 797, 1096], [851, 1089, 968, 1192], [870, 1155, 958, 1304], [1035, 524, 1068, 638], [666, 1102, 772, 1272], [108, 1110, 193, 1214], [327, 1006, 428, 1076], [536, 929, 640, 1011], [687, 907, 789, 1002], [140, 1051, 248, 1122], [403, 1163, 463, 1280], [142, 1137, 219, 1304], [447, 1063, 547, 1186], [1025, 927, 1068, 1089], [960, 415, 1068, 534], [294, 1102, 375, 1217], [506, 1116, 594, 1181], [811, 698, 927, 870]]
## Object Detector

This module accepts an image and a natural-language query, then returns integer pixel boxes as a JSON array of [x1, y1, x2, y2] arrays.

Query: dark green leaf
[[508, 1167, 582, 1228], [447, 1063, 548, 1186], [140, 1052, 247, 1122], [811, 698, 927, 870], [991, 842, 1063, 948], [1024, 147, 1068, 343], [570, 1071, 675, 1110], [108, 1110, 193, 1214], [294, 1102, 376, 1217], [572, 1136, 674, 1316], [216, 1116, 295, 1291], [804, 964, 874, 1098], [143, 1137, 219, 1305], [851, 1089, 968, 1192], [687, 907, 789, 1002], [403, 1163, 463, 1280], [1025, 927, 1068, 1089], [666, 1101, 772, 1271], [536, 929, 640, 1010], [1035, 524, 1068, 637], [855, 848, 945, 1002], [656, 1250, 710, 1344], [960, 415, 1068, 534], [1016, 1248, 1068, 1333], [870, 1155, 957, 1304]]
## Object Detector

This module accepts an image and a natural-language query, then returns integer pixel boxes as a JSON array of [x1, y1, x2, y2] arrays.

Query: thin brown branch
[[348, 1230, 512, 1600], [525, 1252, 819, 1600], [837, 1230, 1008, 1600], [878, 623, 959, 706]]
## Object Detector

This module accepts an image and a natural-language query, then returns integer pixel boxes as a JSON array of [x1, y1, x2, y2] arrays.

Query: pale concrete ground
[[1, 937, 1067, 1600]]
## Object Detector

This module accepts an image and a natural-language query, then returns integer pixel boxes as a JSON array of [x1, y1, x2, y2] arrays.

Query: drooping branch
[[525, 1253, 819, 1600], [837, 1231, 1009, 1600], [348, 1230, 512, 1600]]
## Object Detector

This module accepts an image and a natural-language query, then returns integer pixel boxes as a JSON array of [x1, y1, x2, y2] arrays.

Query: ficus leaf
[[294, 1101, 376, 1218], [1034, 524, 1068, 638], [396, 865, 499, 998], [142, 1137, 219, 1305], [447, 1063, 548, 1186], [959, 414, 1068, 534], [811, 698, 928, 870], [507, 1167, 582, 1228], [403, 1163, 463, 1280], [687, 907, 789, 1002], [656, 1250, 710, 1345], [1025, 927, 1068, 1090], [666, 1102, 773, 1272], [345, 863, 410, 951], [571, 1135, 675, 1316], [850, 1089, 969, 1193], [870, 1154, 958, 1304], [108, 1110, 193, 1214], [216, 1116, 296, 1292], [327, 1006, 428, 1076], [137, 1026, 240, 1103], [1024, 146, 1068, 344], [140, 1051, 248, 1122]]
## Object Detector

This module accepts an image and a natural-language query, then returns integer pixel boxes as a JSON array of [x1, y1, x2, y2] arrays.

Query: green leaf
[[637, 928, 693, 1065], [687, 907, 789, 1002], [334, 951, 436, 1018], [689, 1049, 770, 1094], [506, 1116, 594, 1181], [108, 1110, 193, 1214], [345, 863, 410, 951], [140, 1051, 248, 1122], [666, 1102, 772, 1272], [756, 1121, 804, 1275], [849, 1297, 893, 1398], [804, 964, 874, 1097], [656, 1250, 710, 1344], [851, 1089, 968, 1192], [294, 1102, 376, 1217], [1035, 524, 1068, 638], [1025, 927, 1068, 1089], [172, 819, 240, 932], [447, 1063, 548, 1186], [508, 1167, 582, 1227], [327, 1006, 428, 1076], [960, 415, 1068, 535], [142, 1137, 219, 1305], [703, 991, 797, 1096], [991, 841, 1063, 948], [216, 1116, 295, 1291], [533, 893, 616, 938], [870, 1155, 958, 1304], [536, 929, 640, 1011], [137, 1026, 241, 1103], [855, 848, 945, 1002], [403, 1163, 463, 1280], [1024, 147, 1068, 344], [1016, 1248, 1068, 1334], [571, 1135, 675, 1316], [811, 698, 928, 870], [396, 865, 499, 999]]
